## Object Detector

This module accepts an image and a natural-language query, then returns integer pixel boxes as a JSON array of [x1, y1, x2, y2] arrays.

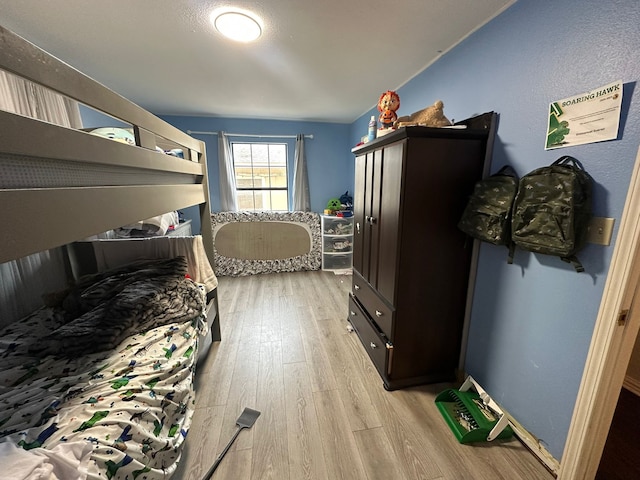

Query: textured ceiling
[[0, 0, 514, 123]]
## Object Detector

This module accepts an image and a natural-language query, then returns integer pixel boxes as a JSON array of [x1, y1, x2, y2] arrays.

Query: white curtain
[[292, 134, 311, 211], [217, 131, 238, 211], [0, 69, 82, 328], [0, 70, 82, 128]]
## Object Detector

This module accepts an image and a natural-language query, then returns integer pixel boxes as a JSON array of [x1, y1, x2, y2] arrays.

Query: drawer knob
[[354, 284, 360, 290], [350, 310, 356, 316], [375, 310, 383, 317], [370, 342, 378, 349]]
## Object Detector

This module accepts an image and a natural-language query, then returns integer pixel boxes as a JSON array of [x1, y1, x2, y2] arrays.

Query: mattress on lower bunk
[[0, 256, 208, 480]]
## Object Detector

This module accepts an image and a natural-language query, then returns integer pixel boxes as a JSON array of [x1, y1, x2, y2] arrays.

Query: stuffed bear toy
[[394, 100, 453, 128]]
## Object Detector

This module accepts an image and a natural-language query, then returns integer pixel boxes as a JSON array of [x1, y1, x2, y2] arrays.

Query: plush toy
[[394, 100, 453, 128], [326, 198, 342, 211], [339, 191, 353, 209], [377, 90, 400, 128]]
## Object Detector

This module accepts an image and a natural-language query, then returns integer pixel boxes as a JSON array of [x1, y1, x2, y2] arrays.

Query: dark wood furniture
[[348, 113, 497, 390]]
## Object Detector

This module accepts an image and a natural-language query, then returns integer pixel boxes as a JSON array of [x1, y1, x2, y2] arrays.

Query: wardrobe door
[[352, 154, 367, 275], [367, 149, 383, 286], [354, 150, 380, 283], [375, 142, 403, 305]]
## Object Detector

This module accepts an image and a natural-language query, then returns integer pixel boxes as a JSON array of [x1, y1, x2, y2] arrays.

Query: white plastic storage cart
[[321, 215, 354, 272]]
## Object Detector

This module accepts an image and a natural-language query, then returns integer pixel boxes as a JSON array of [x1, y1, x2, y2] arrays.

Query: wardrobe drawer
[[348, 295, 388, 377], [352, 272, 394, 339]]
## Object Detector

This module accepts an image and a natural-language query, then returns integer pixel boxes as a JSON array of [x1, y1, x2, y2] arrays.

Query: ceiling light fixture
[[212, 9, 262, 43]]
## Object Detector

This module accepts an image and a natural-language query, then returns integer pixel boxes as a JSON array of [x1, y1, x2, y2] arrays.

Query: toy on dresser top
[[378, 90, 401, 128], [373, 90, 454, 140], [394, 100, 453, 128]]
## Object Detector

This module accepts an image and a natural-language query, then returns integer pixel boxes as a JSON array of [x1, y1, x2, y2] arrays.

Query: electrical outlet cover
[[586, 217, 615, 246]]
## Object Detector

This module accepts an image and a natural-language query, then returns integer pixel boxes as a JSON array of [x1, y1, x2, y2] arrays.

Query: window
[[232, 142, 288, 211]]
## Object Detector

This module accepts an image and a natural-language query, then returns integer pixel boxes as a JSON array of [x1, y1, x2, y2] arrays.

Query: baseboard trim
[[623, 375, 640, 397], [507, 411, 560, 476]]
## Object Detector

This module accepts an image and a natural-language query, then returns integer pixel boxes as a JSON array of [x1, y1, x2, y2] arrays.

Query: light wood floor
[[174, 271, 554, 480]]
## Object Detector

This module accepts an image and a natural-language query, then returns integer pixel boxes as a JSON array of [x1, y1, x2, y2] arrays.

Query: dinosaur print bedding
[[0, 257, 208, 479]]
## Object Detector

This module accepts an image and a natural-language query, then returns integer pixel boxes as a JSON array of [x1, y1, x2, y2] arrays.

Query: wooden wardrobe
[[348, 113, 497, 390]]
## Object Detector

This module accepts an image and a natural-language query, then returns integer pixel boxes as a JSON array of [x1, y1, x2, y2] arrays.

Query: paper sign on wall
[[545, 80, 623, 150]]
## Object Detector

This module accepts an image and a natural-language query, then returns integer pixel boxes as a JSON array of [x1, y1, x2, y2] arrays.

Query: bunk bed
[[0, 25, 219, 479]]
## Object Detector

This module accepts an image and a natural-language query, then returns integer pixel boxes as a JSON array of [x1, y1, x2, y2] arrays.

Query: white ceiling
[[0, 0, 514, 123]]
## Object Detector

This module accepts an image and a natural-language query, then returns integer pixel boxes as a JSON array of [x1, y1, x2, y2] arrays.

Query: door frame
[[559, 146, 640, 480]]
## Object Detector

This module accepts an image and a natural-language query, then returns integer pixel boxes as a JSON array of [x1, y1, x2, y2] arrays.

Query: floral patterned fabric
[[210, 211, 322, 276]]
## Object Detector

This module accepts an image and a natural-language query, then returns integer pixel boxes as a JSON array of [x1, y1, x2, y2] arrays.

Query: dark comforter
[[31, 256, 204, 357]]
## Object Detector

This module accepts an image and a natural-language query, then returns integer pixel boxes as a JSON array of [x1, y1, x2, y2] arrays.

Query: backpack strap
[[557, 156, 589, 273], [498, 165, 517, 265], [553, 155, 585, 171], [561, 254, 585, 273], [495, 165, 518, 178], [507, 242, 515, 264]]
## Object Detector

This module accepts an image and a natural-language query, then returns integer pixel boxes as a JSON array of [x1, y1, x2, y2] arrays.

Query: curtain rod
[[187, 130, 313, 140]]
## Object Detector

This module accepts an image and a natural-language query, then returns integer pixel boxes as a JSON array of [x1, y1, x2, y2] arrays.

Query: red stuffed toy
[[377, 90, 400, 128]]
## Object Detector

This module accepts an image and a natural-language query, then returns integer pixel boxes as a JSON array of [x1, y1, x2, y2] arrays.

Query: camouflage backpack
[[511, 156, 592, 272], [457, 165, 519, 262]]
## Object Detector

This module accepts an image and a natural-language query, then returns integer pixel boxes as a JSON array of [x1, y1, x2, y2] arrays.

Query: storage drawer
[[348, 295, 388, 377], [323, 235, 353, 253], [352, 271, 394, 339], [322, 216, 353, 235], [323, 253, 352, 271]]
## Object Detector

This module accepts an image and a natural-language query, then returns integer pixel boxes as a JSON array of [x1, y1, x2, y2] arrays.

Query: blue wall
[[80, 109, 355, 232], [160, 116, 352, 218], [351, 0, 640, 460], [79, 104, 129, 128]]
